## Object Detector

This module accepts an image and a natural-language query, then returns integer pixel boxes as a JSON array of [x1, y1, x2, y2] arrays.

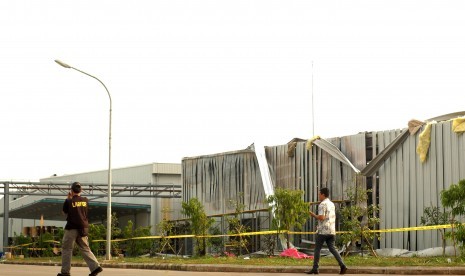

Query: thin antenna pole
[[312, 61, 315, 136]]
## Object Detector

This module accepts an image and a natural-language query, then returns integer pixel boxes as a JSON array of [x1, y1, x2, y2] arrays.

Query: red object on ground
[[279, 248, 313, 259]]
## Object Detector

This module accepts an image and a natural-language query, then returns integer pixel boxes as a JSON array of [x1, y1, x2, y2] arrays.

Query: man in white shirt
[[307, 187, 347, 275]]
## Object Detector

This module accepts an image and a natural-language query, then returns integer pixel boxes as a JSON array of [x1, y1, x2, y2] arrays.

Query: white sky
[[1, 1, 464, 181]]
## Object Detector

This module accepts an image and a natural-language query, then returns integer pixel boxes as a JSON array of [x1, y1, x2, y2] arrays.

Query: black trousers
[[312, 234, 345, 270]]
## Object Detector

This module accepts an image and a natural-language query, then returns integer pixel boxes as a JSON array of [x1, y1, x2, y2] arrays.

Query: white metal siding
[[376, 121, 465, 250]]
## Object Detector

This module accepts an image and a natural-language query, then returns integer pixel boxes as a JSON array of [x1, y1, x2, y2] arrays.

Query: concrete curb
[[3, 261, 465, 274]]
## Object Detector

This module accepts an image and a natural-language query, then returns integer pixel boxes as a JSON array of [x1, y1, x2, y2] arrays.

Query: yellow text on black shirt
[[72, 201, 87, 208]]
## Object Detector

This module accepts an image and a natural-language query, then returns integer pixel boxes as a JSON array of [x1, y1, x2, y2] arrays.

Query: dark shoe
[[305, 269, 319, 274], [89, 266, 103, 276], [340, 266, 347, 274], [57, 273, 70, 276]]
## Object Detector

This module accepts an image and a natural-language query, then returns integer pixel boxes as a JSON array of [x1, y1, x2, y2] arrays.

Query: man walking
[[58, 182, 103, 276], [307, 187, 347, 275]]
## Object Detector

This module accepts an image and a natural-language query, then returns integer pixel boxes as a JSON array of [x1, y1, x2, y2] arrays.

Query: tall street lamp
[[55, 59, 113, 260]]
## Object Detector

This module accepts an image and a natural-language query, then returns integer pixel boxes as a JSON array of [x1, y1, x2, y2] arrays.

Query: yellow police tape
[[10, 224, 455, 244], [6, 240, 60, 249], [5, 224, 460, 247], [91, 223, 459, 243], [369, 224, 453, 233]]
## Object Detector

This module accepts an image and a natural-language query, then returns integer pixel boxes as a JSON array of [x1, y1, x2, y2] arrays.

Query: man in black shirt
[[58, 182, 103, 276]]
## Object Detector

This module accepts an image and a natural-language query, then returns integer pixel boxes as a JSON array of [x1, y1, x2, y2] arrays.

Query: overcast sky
[[1, 1, 464, 181]]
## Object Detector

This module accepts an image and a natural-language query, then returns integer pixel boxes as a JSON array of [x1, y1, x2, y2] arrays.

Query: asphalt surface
[[2, 261, 465, 275]]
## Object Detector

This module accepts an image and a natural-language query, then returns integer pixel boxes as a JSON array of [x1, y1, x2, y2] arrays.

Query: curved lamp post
[[55, 59, 113, 260]]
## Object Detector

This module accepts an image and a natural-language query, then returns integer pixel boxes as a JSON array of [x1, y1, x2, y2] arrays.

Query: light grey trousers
[[61, 229, 100, 274]]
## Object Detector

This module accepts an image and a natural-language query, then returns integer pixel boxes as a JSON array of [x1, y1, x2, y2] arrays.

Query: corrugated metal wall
[[265, 134, 365, 204], [182, 150, 267, 216], [264, 135, 366, 239], [375, 120, 465, 250]]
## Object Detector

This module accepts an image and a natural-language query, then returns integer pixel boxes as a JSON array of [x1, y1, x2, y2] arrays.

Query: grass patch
[[5, 255, 465, 267]]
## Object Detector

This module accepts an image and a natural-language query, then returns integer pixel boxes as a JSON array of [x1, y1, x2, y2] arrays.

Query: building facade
[[0, 162, 181, 251], [182, 114, 465, 252]]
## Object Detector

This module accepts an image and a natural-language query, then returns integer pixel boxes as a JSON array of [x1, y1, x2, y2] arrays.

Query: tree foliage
[[156, 217, 176, 255], [110, 212, 123, 256], [261, 234, 276, 256], [122, 220, 152, 257], [226, 195, 250, 255], [13, 232, 32, 256], [340, 186, 380, 257], [88, 223, 106, 255], [441, 179, 465, 257], [266, 187, 309, 249], [420, 206, 450, 257], [181, 198, 214, 256], [36, 231, 55, 257]]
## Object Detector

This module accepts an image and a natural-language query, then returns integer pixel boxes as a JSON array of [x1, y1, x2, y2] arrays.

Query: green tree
[[88, 224, 106, 256], [226, 195, 250, 255], [209, 226, 223, 255], [13, 232, 32, 256], [261, 234, 276, 257], [110, 212, 122, 256], [122, 220, 152, 257], [37, 232, 55, 257], [266, 188, 309, 249], [181, 198, 214, 256], [53, 227, 65, 256], [420, 206, 451, 257], [156, 218, 176, 255], [340, 186, 380, 257], [441, 179, 465, 257]]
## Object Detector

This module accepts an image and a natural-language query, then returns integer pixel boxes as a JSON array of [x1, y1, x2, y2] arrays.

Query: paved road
[[2, 264, 465, 276]]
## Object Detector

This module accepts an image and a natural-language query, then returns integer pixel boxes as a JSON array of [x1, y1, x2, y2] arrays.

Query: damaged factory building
[[181, 112, 465, 255]]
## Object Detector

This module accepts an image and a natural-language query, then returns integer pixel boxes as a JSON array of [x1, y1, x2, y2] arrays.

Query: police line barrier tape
[[369, 224, 453, 233], [5, 240, 61, 249], [8, 224, 456, 245], [91, 223, 461, 243]]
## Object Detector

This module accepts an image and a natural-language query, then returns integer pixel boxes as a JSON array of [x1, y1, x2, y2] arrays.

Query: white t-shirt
[[316, 198, 336, 235]]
